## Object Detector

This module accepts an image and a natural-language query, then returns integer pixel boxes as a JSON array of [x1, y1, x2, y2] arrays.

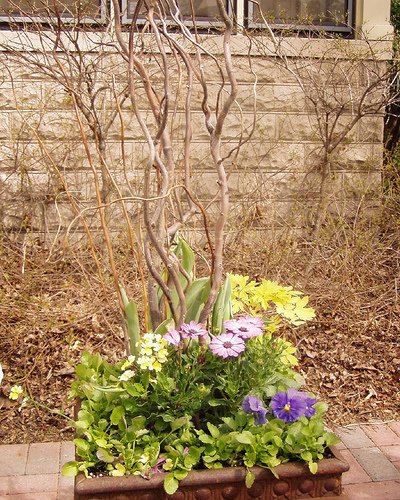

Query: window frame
[[0, 0, 107, 24], [246, 0, 355, 34]]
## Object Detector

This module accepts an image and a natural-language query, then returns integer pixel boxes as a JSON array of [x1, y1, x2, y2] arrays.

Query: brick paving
[[0, 423, 399, 499]]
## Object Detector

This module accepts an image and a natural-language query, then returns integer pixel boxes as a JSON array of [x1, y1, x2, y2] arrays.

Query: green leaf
[[154, 318, 175, 335], [61, 461, 79, 477], [109, 463, 126, 476], [73, 438, 90, 453], [245, 470, 255, 488], [309, 461, 318, 474], [174, 469, 189, 481], [236, 431, 255, 445], [174, 237, 195, 279], [96, 448, 115, 463], [198, 434, 214, 444], [130, 415, 147, 431], [110, 406, 125, 426], [208, 398, 224, 407], [301, 451, 313, 462], [185, 278, 210, 323], [171, 416, 189, 430], [207, 422, 220, 438], [211, 276, 232, 333], [95, 438, 109, 448], [119, 285, 130, 308], [124, 301, 140, 357], [164, 472, 179, 495]]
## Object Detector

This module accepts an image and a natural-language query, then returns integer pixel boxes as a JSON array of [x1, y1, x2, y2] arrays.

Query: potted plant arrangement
[[62, 241, 349, 499]]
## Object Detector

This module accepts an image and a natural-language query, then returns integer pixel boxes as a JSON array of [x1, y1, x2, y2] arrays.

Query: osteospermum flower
[[163, 329, 181, 346], [224, 316, 264, 339], [270, 388, 307, 423], [9, 385, 23, 401], [242, 395, 268, 426], [180, 321, 208, 339], [209, 333, 246, 358]]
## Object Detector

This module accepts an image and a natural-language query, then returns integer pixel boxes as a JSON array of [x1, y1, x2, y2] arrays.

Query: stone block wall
[[0, 33, 391, 242]]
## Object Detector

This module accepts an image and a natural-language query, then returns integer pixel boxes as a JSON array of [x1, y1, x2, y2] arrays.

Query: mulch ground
[[0, 231, 399, 444]]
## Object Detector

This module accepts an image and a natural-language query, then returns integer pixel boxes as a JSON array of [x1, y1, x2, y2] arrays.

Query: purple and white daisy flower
[[242, 395, 268, 426], [163, 329, 181, 346], [209, 332, 246, 358], [224, 316, 264, 339], [180, 321, 209, 339], [270, 388, 308, 423]]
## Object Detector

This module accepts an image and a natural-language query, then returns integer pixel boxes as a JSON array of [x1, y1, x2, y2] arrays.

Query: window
[[121, 1, 227, 25], [248, 0, 354, 33], [0, 0, 354, 33], [0, 0, 104, 21]]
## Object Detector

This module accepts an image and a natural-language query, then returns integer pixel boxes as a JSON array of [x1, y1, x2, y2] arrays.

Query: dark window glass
[[251, 0, 351, 29], [126, 0, 223, 22], [0, 0, 101, 18]]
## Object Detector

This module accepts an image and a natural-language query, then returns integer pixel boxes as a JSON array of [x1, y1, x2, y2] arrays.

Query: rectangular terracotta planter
[[74, 445, 349, 499]]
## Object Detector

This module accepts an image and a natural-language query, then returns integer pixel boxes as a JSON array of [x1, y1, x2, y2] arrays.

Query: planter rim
[[75, 444, 349, 495]]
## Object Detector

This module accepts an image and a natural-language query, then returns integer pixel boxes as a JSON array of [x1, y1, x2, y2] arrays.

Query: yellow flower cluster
[[136, 333, 168, 372]]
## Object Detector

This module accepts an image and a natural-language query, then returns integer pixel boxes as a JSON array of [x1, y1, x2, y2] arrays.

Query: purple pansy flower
[[180, 321, 208, 339], [224, 316, 264, 339], [302, 394, 317, 418], [209, 333, 246, 358], [270, 388, 308, 423], [242, 395, 268, 426], [163, 329, 181, 346]]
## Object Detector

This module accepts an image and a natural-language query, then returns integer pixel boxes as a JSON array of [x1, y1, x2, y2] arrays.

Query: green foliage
[[392, 0, 400, 34], [65, 252, 336, 493], [65, 325, 336, 487]]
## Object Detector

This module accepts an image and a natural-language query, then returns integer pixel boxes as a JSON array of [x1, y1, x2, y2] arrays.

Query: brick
[[334, 426, 375, 450], [351, 447, 400, 482], [0, 444, 28, 476], [340, 449, 372, 485], [0, 494, 57, 499], [389, 422, 400, 439], [0, 474, 58, 495], [381, 446, 400, 463], [25, 442, 61, 475], [57, 475, 74, 500], [58, 441, 75, 500], [363, 424, 400, 447], [343, 480, 400, 500]]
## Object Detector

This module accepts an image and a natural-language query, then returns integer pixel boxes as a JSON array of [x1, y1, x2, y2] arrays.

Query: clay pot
[[74, 445, 348, 499]]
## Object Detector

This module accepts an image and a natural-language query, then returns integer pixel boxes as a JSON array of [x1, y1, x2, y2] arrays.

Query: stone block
[[26, 442, 61, 475], [344, 480, 400, 500], [351, 447, 400, 482], [340, 449, 372, 485], [334, 426, 375, 450], [0, 111, 11, 140], [358, 116, 385, 143], [363, 424, 400, 447], [276, 113, 320, 142], [342, 171, 382, 198], [331, 143, 381, 170], [0, 444, 29, 476], [0, 474, 58, 495]]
